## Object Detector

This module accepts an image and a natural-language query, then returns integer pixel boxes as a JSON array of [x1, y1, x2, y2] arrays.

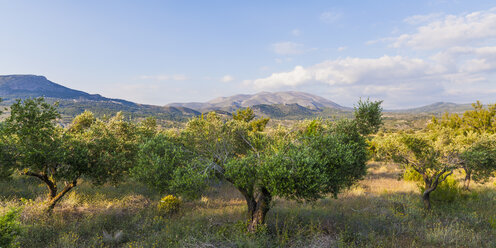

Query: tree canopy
[[177, 100, 382, 231], [3, 98, 140, 212], [429, 101, 496, 189]]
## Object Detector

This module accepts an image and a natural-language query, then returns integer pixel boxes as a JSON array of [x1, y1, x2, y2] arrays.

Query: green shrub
[[430, 176, 461, 202], [404, 169, 461, 202], [403, 168, 423, 182], [157, 195, 182, 215], [0, 208, 21, 248]]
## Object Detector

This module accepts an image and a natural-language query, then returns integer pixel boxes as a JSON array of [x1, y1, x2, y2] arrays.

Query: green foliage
[[3, 98, 140, 211], [0, 208, 22, 248], [157, 195, 182, 215], [373, 132, 433, 169], [428, 176, 461, 203], [462, 101, 496, 134], [429, 101, 496, 187], [372, 130, 457, 208], [431, 101, 496, 134], [130, 133, 207, 199], [403, 168, 423, 182], [263, 119, 369, 200], [461, 135, 496, 184], [5, 98, 63, 174], [65, 111, 140, 185], [403, 168, 461, 202], [182, 103, 381, 228], [354, 98, 384, 135], [0, 128, 15, 181], [232, 107, 255, 122], [0, 98, 15, 180], [223, 155, 258, 197]]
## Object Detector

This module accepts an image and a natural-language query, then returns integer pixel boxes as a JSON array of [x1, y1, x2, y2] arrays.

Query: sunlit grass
[[1, 163, 496, 247]]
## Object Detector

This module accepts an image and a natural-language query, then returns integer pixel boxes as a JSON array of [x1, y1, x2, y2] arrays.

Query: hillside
[[0, 75, 478, 122], [389, 102, 473, 114], [0, 75, 134, 105], [0, 75, 199, 122], [252, 103, 319, 119], [168, 91, 348, 112]]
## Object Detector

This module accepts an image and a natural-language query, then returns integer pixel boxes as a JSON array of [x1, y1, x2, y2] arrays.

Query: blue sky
[[1, 0, 496, 108]]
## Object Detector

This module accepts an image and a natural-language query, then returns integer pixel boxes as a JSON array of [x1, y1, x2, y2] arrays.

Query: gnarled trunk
[[239, 188, 256, 217], [22, 171, 78, 213], [463, 168, 471, 191], [422, 190, 431, 210], [247, 187, 272, 232], [420, 168, 452, 210], [46, 180, 78, 213]]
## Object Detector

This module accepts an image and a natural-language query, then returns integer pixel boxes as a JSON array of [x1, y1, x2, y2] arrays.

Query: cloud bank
[[248, 8, 496, 108]]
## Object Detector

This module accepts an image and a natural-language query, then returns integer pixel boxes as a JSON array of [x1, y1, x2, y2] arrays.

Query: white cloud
[[248, 7, 496, 108], [337, 46, 348, 51], [140, 74, 188, 81], [392, 9, 496, 50], [221, 75, 234, 83], [431, 46, 496, 74], [271, 41, 305, 55], [320, 11, 342, 24], [249, 56, 440, 89], [244, 50, 496, 108], [291, 29, 301, 36]]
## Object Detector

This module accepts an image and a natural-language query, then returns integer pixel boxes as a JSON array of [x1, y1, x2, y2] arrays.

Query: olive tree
[[373, 129, 462, 209], [4, 99, 139, 212], [354, 98, 383, 135], [430, 102, 496, 189], [130, 132, 208, 199], [460, 134, 496, 189], [182, 101, 381, 231], [0, 124, 16, 180]]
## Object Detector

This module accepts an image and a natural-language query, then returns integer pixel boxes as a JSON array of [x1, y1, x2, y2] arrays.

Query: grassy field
[[1, 163, 495, 248]]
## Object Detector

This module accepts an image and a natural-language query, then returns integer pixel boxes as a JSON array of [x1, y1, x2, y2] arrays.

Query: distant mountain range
[[168, 91, 348, 112], [0, 75, 200, 121], [389, 102, 473, 114], [0, 74, 135, 105], [0, 75, 475, 121]]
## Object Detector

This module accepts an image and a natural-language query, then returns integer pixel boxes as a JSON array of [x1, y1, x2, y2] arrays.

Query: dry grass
[[1, 163, 496, 247]]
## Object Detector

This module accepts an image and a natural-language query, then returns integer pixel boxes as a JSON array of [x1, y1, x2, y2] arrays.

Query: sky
[[1, 0, 496, 109]]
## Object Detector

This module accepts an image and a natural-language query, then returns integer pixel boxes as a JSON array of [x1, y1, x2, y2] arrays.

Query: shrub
[[157, 195, 182, 215], [429, 176, 461, 203], [404, 169, 461, 202], [0, 208, 22, 248], [403, 168, 423, 182]]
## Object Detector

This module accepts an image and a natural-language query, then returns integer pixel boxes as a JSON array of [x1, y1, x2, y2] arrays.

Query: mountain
[[0, 74, 477, 122], [0, 75, 134, 105], [0, 75, 200, 122], [389, 102, 473, 114], [251, 103, 320, 119], [168, 91, 348, 112]]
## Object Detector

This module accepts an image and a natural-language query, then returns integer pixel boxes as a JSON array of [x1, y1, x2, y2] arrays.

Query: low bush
[[404, 168, 461, 202], [157, 195, 182, 215], [403, 168, 423, 182], [0, 208, 22, 248]]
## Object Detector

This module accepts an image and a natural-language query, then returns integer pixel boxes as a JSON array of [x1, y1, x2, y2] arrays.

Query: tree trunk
[[47, 180, 58, 200], [239, 189, 256, 217], [247, 187, 272, 232], [46, 180, 77, 213], [23, 171, 78, 213], [463, 169, 471, 191], [422, 191, 431, 210]]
